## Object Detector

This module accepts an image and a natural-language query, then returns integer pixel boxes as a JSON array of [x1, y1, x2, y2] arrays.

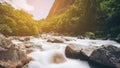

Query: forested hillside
[[39, 0, 120, 37], [0, 0, 120, 38], [0, 1, 120, 68], [0, 3, 40, 36]]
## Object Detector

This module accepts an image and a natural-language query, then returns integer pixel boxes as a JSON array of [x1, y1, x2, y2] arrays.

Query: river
[[12, 34, 120, 68]]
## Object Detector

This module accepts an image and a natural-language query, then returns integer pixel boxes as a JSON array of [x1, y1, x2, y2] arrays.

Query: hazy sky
[[2, 0, 55, 20], [27, 0, 55, 20]]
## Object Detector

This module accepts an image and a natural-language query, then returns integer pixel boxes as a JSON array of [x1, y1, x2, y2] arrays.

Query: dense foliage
[[39, 0, 120, 37], [0, 0, 120, 37], [0, 3, 40, 36], [99, 0, 120, 37]]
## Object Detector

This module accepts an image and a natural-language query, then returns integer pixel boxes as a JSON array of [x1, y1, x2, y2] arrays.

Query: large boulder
[[65, 44, 99, 60], [65, 44, 81, 59], [80, 46, 100, 59], [65, 43, 120, 68], [0, 33, 31, 68], [90, 45, 120, 68]]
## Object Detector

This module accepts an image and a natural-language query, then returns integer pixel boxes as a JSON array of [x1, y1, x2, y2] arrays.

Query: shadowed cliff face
[[47, 0, 75, 19]]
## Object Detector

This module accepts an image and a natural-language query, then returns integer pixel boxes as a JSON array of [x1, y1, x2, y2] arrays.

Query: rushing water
[[12, 34, 120, 68]]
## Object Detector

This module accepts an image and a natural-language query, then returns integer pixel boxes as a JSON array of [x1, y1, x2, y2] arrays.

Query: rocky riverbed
[[0, 33, 31, 68], [0, 34, 120, 68]]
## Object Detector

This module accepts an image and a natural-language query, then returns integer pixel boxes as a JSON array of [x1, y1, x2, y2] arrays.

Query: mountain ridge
[[47, 0, 75, 19]]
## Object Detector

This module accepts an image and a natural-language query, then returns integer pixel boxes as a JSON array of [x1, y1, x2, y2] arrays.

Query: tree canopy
[[0, 3, 40, 36], [39, 0, 120, 37], [0, 0, 120, 37]]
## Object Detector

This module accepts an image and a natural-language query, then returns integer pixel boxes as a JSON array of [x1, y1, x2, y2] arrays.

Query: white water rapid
[[12, 34, 120, 68]]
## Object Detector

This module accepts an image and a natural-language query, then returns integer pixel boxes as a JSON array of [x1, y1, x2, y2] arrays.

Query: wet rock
[[101, 37, 108, 40], [90, 45, 120, 68], [115, 34, 120, 43], [77, 36, 84, 39], [19, 37, 25, 42], [33, 35, 40, 38], [24, 37, 30, 41], [80, 46, 100, 60], [22, 64, 28, 68], [18, 44, 26, 49], [35, 45, 43, 51], [6, 36, 15, 40], [47, 38, 64, 43], [65, 44, 81, 59], [65, 44, 120, 68], [22, 56, 32, 65], [65, 44, 100, 60], [0, 47, 7, 51], [52, 52, 66, 64], [17, 37, 30, 42], [0, 33, 30, 68], [63, 38, 71, 41], [17, 43, 33, 49], [0, 61, 22, 68], [24, 44, 33, 48], [26, 49, 34, 54]]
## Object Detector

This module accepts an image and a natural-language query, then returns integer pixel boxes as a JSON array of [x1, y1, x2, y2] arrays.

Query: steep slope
[[47, 0, 75, 19]]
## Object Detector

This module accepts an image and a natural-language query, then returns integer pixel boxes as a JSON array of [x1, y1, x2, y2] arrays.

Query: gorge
[[0, 0, 120, 68]]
